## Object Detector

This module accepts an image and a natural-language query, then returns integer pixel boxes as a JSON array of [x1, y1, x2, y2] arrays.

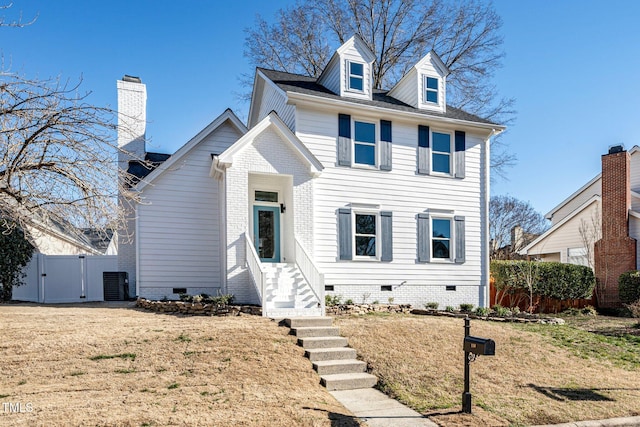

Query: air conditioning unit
[[103, 272, 129, 301]]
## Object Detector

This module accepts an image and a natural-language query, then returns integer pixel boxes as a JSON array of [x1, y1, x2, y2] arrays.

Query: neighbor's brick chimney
[[594, 145, 636, 308]]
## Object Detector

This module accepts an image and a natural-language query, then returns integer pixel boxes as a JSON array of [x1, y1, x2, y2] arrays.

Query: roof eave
[[286, 91, 505, 134]]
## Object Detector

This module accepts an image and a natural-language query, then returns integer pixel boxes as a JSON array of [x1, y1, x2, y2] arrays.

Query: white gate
[[12, 254, 118, 303]]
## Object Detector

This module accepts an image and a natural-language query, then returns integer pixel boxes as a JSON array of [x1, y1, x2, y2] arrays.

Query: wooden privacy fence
[[489, 277, 594, 314]]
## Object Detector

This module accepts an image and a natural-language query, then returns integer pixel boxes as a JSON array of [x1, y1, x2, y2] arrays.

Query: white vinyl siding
[[318, 57, 341, 95], [340, 45, 371, 100], [256, 79, 296, 131], [295, 107, 486, 290], [137, 122, 242, 292]]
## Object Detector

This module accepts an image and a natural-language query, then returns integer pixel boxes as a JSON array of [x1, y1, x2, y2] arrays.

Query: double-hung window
[[348, 61, 364, 92], [431, 131, 452, 174], [431, 218, 452, 260], [424, 76, 438, 104], [354, 120, 376, 166], [338, 207, 393, 261], [417, 211, 465, 263], [354, 212, 377, 258]]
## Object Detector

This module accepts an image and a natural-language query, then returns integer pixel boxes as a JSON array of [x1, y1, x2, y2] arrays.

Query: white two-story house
[[118, 36, 504, 317]]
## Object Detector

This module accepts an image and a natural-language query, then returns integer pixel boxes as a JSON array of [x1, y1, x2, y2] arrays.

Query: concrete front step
[[284, 317, 333, 328], [305, 347, 357, 362], [298, 336, 349, 349], [291, 326, 341, 338], [313, 359, 367, 375], [321, 373, 378, 391]]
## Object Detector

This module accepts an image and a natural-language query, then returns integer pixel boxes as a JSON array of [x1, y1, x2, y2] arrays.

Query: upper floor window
[[432, 131, 452, 174], [424, 76, 438, 104], [348, 61, 364, 92], [354, 120, 376, 166]]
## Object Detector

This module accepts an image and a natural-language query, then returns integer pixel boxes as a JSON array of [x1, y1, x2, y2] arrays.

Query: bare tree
[[244, 0, 516, 175], [0, 72, 143, 242], [578, 205, 601, 270], [0, 2, 37, 28], [489, 195, 548, 260]]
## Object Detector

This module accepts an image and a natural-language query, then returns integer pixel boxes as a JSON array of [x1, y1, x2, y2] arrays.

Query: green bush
[[475, 306, 490, 316], [459, 303, 474, 312], [491, 260, 595, 300], [325, 294, 342, 306], [445, 306, 455, 313], [424, 302, 439, 310], [618, 271, 640, 304], [344, 299, 354, 305]]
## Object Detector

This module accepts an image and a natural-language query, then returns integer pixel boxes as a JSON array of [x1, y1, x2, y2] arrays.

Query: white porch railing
[[294, 237, 325, 314], [245, 232, 266, 312]]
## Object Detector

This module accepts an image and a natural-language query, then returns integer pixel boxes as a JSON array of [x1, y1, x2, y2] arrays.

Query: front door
[[253, 205, 281, 262]]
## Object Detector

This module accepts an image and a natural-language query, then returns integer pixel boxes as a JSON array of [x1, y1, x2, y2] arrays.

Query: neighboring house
[[520, 145, 640, 308], [118, 36, 505, 317], [22, 216, 111, 256], [491, 225, 540, 260]]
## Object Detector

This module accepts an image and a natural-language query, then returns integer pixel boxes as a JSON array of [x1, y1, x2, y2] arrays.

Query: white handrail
[[294, 237, 325, 314], [244, 232, 266, 312]]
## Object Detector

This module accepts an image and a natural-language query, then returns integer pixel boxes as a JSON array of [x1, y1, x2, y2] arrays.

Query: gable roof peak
[[336, 34, 376, 63]]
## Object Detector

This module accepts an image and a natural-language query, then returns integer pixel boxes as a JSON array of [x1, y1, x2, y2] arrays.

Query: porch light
[[280, 203, 286, 213]]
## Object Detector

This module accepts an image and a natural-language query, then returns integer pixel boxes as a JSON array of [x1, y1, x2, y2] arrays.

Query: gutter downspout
[[135, 204, 140, 299], [483, 128, 500, 308], [211, 156, 228, 295]]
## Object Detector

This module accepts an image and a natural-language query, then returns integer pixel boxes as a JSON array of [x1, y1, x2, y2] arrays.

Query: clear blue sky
[[3, 0, 640, 217]]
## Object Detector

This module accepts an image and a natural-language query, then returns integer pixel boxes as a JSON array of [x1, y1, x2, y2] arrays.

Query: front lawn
[[335, 313, 640, 426]]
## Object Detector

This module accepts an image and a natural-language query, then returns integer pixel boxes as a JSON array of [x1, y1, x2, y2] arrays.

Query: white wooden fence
[[12, 254, 118, 303]]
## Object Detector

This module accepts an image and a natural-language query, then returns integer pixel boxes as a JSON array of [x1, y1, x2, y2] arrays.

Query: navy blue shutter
[[380, 211, 393, 261], [455, 131, 466, 179], [418, 125, 430, 174], [338, 208, 352, 260], [380, 120, 392, 171], [338, 114, 351, 166], [454, 215, 465, 263], [417, 213, 430, 262]]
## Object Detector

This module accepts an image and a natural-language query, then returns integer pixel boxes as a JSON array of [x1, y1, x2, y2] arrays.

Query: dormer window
[[348, 61, 364, 92], [424, 76, 439, 104]]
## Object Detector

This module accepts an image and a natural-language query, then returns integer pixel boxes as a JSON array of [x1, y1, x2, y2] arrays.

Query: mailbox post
[[462, 316, 495, 414], [463, 316, 472, 413]]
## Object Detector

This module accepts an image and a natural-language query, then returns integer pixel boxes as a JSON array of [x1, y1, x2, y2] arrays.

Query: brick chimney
[[594, 145, 637, 308]]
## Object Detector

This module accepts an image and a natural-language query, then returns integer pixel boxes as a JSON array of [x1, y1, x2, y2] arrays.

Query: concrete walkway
[[331, 388, 640, 427], [330, 388, 438, 427], [533, 416, 640, 427]]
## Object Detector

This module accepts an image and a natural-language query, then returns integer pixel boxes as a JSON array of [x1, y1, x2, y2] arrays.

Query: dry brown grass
[[335, 313, 640, 426], [0, 303, 362, 427]]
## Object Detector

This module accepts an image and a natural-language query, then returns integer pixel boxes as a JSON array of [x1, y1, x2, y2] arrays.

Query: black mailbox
[[464, 336, 495, 356]]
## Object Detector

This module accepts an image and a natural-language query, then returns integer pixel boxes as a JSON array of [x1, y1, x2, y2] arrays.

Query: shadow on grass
[[528, 383, 627, 402], [303, 407, 363, 427]]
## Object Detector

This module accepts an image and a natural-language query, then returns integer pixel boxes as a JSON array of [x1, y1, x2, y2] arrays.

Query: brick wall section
[[594, 150, 637, 308]]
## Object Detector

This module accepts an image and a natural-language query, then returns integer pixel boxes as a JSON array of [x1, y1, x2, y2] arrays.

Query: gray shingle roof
[[258, 68, 498, 126]]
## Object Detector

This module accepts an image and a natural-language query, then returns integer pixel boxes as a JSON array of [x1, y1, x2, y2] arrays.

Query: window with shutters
[[338, 114, 392, 170], [417, 211, 465, 264], [417, 127, 465, 178], [338, 207, 393, 262]]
